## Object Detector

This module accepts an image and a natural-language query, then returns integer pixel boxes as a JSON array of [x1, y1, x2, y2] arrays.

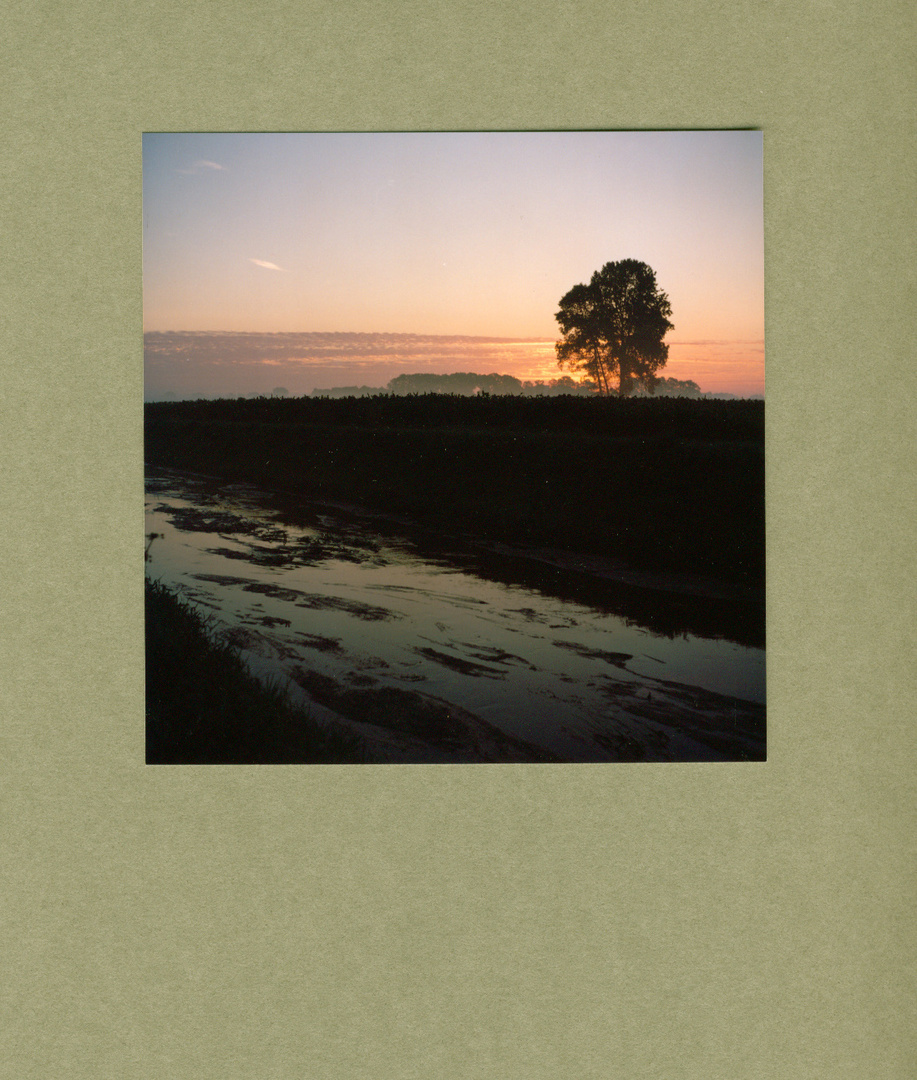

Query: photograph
[[7, 1, 911, 1075], [144, 130, 765, 763]]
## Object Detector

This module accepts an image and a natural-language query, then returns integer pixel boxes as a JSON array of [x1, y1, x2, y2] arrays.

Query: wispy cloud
[[144, 331, 763, 397], [144, 331, 562, 396], [249, 259, 286, 271], [176, 159, 227, 175]]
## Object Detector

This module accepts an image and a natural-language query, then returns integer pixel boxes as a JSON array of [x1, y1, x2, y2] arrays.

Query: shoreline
[[145, 395, 765, 589], [147, 465, 765, 649], [295, 491, 763, 606]]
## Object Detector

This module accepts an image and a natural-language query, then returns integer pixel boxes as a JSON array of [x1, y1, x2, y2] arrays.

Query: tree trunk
[[618, 367, 631, 396], [590, 345, 611, 395]]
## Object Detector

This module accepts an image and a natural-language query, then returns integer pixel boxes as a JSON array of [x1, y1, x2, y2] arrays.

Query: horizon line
[[143, 329, 763, 345]]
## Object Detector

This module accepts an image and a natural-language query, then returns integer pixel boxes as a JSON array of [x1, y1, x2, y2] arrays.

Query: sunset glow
[[143, 132, 763, 398]]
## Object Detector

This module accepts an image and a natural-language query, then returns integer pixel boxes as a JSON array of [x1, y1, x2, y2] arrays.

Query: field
[[145, 394, 764, 588]]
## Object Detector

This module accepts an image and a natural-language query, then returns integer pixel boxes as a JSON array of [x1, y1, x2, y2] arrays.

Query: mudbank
[[145, 468, 765, 763]]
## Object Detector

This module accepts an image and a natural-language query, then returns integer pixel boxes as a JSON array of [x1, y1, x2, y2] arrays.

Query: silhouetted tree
[[555, 260, 674, 396], [271, 386, 289, 398]]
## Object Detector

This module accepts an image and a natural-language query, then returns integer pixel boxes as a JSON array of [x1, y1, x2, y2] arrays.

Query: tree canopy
[[387, 372, 524, 396], [555, 259, 674, 396]]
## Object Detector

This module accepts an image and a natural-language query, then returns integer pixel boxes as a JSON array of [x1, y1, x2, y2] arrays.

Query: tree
[[651, 376, 701, 398], [555, 259, 674, 396]]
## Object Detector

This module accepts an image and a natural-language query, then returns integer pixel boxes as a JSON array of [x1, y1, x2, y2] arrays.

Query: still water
[[145, 468, 765, 762]]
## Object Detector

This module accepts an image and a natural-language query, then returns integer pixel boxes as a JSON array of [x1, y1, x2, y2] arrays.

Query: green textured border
[[2, 3, 914, 1077]]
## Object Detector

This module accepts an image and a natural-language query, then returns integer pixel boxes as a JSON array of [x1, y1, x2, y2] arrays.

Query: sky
[[143, 131, 764, 397]]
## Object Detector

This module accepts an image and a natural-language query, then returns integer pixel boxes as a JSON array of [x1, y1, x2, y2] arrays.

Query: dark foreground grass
[[145, 577, 364, 763]]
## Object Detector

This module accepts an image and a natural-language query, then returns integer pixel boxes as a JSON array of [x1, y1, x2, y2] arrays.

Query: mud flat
[[145, 467, 765, 763], [290, 669, 561, 763]]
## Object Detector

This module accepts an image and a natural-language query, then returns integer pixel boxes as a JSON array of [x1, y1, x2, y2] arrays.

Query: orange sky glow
[[144, 132, 764, 398]]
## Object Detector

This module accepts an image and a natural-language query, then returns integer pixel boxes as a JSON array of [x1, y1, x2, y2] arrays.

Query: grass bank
[[145, 395, 764, 587], [145, 577, 364, 763]]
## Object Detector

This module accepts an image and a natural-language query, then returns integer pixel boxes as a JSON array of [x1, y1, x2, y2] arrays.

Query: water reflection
[[145, 468, 765, 762]]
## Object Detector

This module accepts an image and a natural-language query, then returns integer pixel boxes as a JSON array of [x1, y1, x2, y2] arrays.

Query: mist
[[144, 330, 556, 401], [144, 331, 762, 401]]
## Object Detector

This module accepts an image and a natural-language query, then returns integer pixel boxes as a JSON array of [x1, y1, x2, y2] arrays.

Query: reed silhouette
[[145, 577, 365, 764]]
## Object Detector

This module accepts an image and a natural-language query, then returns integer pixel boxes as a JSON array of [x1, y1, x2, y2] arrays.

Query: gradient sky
[[143, 131, 763, 395]]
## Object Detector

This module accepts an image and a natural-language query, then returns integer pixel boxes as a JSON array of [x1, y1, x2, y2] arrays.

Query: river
[[145, 468, 765, 762]]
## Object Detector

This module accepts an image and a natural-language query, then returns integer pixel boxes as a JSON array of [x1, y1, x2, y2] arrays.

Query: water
[[145, 468, 765, 762]]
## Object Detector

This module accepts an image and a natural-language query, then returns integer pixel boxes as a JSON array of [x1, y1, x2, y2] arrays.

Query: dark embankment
[[145, 577, 364, 763], [145, 394, 764, 588]]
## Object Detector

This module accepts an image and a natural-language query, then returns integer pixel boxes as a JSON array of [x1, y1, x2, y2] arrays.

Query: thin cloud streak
[[249, 259, 286, 271], [175, 159, 227, 175], [144, 132, 763, 342]]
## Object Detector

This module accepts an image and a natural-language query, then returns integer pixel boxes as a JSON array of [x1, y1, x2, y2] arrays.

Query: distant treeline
[[308, 372, 705, 398], [145, 394, 764, 587]]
